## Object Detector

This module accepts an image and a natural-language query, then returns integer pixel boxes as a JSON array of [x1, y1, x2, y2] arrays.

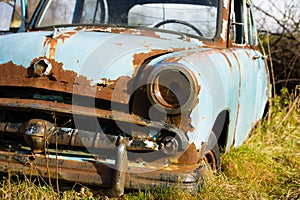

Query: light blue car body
[[0, 28, 269, 150]]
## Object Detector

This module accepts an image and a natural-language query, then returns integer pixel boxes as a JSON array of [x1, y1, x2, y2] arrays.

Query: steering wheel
[[153, 19, 203, 36]]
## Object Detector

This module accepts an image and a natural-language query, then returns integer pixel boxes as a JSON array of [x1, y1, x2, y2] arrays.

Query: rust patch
[[162, 56, 182, 63], [219, 51, 233, 74], [43, 31, 77, 59], [132, 50, 169, 71], [0, 61, 130, 104], [222, 3, 230, 25], [28, 57, 90, 85], [0, 98, 148, 126], [245, 51, 251, 58], [166, 112, 194, 133], [176, 143, 200, 164], [162, 50, 212, 63], [43, 38, 57, 59], [0, 61, 27, 83], [132, 48, 197, 70], [167, 87, 199, 133]]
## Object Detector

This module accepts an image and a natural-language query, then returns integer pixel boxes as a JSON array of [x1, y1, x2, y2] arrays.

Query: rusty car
[[0, 0, 270, 197]]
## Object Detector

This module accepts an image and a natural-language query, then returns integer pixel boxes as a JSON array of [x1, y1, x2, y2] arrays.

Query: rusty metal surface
[[0, 149, 113, 186], [0, 121, 185, 153], [0, 148, 203, 190], [0, 61, 130, 104], [0, 98, 189, 136]]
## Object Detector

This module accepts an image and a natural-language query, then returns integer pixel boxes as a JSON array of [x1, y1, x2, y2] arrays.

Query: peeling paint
[[223, 0, 230, 9], [43, 30, 77, 59], [0, 61, 130, 103], [220, 19, 228, 41]]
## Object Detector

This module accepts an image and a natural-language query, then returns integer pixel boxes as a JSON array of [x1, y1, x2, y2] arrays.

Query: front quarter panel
[[143, 48, 240, 150], [143, 46, 269, 151]]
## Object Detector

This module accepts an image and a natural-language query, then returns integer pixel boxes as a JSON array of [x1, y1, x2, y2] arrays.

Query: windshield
[[0, 0, 22, 31], [36, 0, 219, 38]]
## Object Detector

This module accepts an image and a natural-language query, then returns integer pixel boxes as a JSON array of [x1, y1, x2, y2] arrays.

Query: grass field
[[0, 87, 299, 200]]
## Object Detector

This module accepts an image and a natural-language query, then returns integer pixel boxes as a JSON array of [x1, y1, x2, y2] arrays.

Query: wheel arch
[[212, 110, 230, 154]]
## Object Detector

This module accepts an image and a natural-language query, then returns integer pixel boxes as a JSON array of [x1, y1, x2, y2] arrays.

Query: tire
[[203, 131, 221, 173]]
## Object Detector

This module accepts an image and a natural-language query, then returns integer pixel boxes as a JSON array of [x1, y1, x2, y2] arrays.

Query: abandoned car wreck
[[0, 0, 270, 197]]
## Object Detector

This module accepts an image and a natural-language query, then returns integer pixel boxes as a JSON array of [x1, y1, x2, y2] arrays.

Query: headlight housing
[[147, 63, 199, 114]]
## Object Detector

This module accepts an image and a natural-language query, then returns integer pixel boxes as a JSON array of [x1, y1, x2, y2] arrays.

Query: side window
[[230, 0, 245, 44], [246, 2, 258, 45], [230, 0, 257, 45]]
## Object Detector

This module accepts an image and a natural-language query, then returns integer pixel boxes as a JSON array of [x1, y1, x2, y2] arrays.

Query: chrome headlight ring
[[147, 62, 199, 114]]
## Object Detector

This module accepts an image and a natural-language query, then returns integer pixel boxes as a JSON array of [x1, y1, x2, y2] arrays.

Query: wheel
[[153, 19, 203, 36]]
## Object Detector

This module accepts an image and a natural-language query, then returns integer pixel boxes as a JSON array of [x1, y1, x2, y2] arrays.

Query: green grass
[[0, 87, 299, 199]]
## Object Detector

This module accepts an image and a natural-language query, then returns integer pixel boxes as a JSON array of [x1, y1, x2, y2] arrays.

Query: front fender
[[141, 48, 242, 150]]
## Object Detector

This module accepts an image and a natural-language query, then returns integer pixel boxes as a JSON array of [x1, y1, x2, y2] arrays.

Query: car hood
[[0, 27, 204, 81]]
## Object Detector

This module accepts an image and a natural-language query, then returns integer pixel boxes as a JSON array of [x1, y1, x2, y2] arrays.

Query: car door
[[228, 0, 269, 147]]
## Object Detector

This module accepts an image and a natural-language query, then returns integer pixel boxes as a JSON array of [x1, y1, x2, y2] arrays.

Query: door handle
[[253, 55, 268, 60]]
